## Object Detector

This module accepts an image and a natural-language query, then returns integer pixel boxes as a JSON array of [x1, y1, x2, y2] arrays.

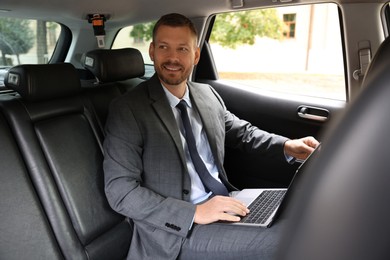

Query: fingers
[[285, 137, 320, 160], [194, 196, 249, 224], [212, 196, 249, 217], [302, 136, 320, 149], [219, 212, 241, 222], [298, 137, 320, 159], [220, 197, 249, 217]]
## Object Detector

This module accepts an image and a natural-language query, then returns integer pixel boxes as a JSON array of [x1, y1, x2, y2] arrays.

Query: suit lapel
[[189, 83, 235, 189], [188, 82, 221, 167], [147, 75, 188, 167]]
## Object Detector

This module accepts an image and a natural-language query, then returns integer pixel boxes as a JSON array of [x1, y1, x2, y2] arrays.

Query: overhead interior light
[[0, 9, 11, 12]]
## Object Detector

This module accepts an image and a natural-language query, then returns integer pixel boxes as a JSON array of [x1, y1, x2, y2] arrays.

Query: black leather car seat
[[277, 36, 390, 260], [0, 111, 63, 259], [80, 48, 145, 133], [2, 63, 132, 260]]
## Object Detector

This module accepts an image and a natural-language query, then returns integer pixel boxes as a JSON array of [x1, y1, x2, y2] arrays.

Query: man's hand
[[194, 196, 249, 225], [284, 136, 320, 161]]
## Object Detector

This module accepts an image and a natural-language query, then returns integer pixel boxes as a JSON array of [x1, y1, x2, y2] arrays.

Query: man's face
[[149, 25, 200, 89]]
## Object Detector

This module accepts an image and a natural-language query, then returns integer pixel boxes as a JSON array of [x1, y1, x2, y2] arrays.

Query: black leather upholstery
[[81, 48, 145, 82], [5, 63, 81, 101], [277, 37, 390, 259], [80, 48, 146, 133], [1, 63, 132, 259], [83, 84, 123, 134], [0, 112, 63, 259]]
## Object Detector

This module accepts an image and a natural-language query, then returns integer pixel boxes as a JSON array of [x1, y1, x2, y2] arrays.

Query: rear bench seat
[[1, 63, 132, 259], [0, 110, 62, 259]]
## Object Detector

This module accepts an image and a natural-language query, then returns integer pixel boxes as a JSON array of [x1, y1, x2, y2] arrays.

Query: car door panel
[[196, 79, 345, 189], [194, 17, 347, 188]]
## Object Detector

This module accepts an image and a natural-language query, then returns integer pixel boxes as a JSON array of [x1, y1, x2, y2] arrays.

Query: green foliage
[[210, 9, 284, 49], [0, 18, 34, 56], [130, 22, 156, 43]]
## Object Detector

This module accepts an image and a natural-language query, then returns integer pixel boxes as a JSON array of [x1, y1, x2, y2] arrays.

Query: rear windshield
[[0, 18, 62, 89]]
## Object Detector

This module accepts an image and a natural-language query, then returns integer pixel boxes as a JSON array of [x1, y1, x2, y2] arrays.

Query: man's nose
[[166, 49, 179, 61]]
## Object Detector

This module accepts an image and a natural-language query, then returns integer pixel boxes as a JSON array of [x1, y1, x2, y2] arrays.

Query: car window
[[208, 3, 346, 101], [112, 22, 156, 78], [0, 18, 62, 88]]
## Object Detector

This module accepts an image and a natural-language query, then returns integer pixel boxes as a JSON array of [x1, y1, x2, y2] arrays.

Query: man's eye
[[158, 45, 167, 49], [179, 47, 188, 52]]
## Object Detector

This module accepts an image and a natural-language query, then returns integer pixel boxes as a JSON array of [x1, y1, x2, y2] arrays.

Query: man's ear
[[149, 42, 154, 61], [194, 46, 200, 65]]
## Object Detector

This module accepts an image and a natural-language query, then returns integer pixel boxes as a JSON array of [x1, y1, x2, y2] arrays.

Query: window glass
[[283, 14, 296, 38], [112, 22, 156, 77], [0, 18, 61, 88], [209, 3, 346, 100], [0, 18, 61, 65]]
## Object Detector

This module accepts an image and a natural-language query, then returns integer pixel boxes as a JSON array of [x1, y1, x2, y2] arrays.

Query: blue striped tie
[[176, 100, 229, 196]]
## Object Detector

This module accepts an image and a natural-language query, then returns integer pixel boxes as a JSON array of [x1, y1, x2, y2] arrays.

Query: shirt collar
[[161, 83, 192, 108]]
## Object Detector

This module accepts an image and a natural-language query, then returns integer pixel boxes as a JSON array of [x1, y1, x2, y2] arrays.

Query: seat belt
[[353, 40, 372, 81]]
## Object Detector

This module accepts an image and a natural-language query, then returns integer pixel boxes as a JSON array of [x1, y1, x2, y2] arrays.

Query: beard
[[156, 62, 190, 86]]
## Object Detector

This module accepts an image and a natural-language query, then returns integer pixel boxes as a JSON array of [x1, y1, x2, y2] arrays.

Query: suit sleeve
[[209, 86, 289, 160], [103, 96, 195, 238]]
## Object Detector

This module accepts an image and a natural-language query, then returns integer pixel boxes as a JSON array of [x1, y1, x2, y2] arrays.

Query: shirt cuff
[[284, 152, 296, 164], [189, 215, 195, 230]]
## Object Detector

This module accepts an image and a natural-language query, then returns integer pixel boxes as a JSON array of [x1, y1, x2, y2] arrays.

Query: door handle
[[297, 105, 329, 122]]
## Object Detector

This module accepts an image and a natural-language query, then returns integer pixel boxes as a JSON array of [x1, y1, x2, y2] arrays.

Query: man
[[103, 13, 319, 260]]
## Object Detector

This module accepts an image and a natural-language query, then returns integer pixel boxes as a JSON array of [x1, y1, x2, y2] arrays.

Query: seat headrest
[[4, 63, 81, 102], [362, 36, 390, 89], [81, 48, 145, 83]]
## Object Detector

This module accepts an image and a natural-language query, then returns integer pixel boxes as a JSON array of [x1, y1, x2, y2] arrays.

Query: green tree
[[0, 18, 34, 65], [130, 22, 156, 44], [210, 9, 284, 49], [37, 21, 59, 63]]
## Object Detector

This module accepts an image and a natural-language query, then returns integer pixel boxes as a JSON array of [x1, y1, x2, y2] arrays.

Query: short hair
[[152, 13, 198, 42]]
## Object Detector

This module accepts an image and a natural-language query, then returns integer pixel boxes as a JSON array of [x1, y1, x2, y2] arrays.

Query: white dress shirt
[[162, 84, 223, 204]]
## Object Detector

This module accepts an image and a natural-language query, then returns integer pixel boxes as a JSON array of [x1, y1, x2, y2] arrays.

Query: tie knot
[[176, 100, 188, 112]]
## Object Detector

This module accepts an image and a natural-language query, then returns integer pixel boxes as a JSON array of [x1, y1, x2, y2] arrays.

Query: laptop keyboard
[[240, 190, 286, 225]]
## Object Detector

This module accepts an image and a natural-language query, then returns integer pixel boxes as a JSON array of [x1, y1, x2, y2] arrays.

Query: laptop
[[226, 143, 321, 228]]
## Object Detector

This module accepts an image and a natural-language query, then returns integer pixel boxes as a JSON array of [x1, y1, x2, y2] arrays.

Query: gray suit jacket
[[103, 74, 288, 259]]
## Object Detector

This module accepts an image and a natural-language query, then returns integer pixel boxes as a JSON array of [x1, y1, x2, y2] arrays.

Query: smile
[[163, 64, 183, 72]]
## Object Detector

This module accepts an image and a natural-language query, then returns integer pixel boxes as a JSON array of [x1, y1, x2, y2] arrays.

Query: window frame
[[48, 23, 71, 64], [201, 3, 348, 102]]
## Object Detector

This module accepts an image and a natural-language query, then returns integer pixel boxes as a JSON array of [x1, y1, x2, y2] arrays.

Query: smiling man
[[149, 21, 200, 96], [103, 13, 319, 260]]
